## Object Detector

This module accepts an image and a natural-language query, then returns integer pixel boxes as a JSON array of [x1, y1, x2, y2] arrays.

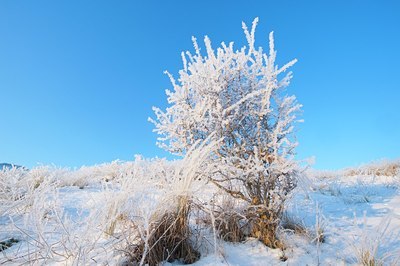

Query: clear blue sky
[[1, 1, 399, 170]]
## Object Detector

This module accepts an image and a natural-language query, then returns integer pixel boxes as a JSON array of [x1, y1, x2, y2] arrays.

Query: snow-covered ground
[[190, 170, 400, 265], [0, 160, 399, 265]]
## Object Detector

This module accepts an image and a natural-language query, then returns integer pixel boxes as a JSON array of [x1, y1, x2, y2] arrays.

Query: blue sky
[[0, 1, 399, 170]]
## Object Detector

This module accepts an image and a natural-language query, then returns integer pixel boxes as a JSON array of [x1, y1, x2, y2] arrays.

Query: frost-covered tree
[[150, 18, 302, 247]]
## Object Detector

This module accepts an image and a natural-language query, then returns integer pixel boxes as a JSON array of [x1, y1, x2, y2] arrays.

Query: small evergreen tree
[[150, 18, 302, 248]]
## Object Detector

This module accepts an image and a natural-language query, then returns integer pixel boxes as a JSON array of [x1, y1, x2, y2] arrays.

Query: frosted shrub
[[150, 18, 302, 248]]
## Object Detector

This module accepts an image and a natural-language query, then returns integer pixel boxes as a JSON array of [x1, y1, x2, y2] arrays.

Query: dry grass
[[125, 139, 218, 265], [281, 212, 325, 244], [128, 197, 199, 266], [214, 210, 246, 243], [281, 213, 308, 236], [345, 160, 400, 177], [352, 215, 400, 266], [358, 250, 383, 266]]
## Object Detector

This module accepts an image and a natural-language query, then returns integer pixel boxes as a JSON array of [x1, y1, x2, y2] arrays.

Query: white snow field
[[0, 159, 399, 265]]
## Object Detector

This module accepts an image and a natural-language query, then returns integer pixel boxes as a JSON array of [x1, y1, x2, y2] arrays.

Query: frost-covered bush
[[150, 18, 302, 247]]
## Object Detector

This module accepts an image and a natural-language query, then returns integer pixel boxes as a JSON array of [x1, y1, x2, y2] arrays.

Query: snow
[[0, 161, 399, 265]]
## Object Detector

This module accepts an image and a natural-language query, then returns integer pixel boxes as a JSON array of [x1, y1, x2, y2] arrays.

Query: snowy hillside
[[0, 159, 399, 265]]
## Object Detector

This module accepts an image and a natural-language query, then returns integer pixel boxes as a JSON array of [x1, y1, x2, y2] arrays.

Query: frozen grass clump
[[126, 140, 216, 265], [352, 216, 400, 266]]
